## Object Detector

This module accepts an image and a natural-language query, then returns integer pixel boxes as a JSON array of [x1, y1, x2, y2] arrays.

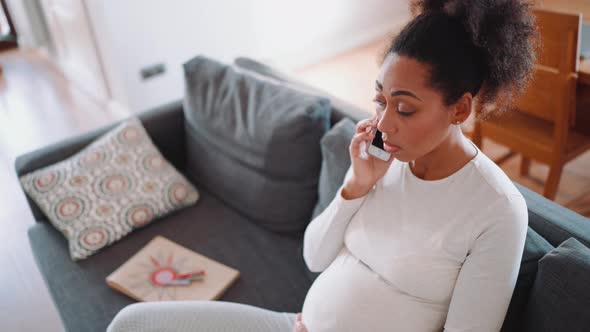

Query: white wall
[[249, 0, 409, 68], [88, 0, 410, 112]]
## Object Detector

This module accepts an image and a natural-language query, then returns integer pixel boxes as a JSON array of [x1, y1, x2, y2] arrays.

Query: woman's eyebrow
[[375, 80, 422, 101], [391, 90, 422, 101], [375, 80, 383, 91]]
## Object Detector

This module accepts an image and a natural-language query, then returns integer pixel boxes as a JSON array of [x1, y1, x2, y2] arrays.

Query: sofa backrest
[[515, 182, 590, 247]]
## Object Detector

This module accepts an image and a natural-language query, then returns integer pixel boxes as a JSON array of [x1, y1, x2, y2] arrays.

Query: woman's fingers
[[355, 115, 378, 134], [293, 313, 308, 332], [295, 322, 309, 332], [295, 321, 308, 332], [350, 130, 375, 156]]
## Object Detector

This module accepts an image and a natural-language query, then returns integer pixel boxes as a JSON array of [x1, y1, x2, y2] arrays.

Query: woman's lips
[[383, 142, 401, 153]]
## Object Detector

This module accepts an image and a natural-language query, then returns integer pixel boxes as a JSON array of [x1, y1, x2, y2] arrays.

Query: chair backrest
[[514, 9, 581, 126]]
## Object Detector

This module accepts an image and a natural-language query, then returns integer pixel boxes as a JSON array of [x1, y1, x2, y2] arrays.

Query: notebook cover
[[106, 236, 240, 301]]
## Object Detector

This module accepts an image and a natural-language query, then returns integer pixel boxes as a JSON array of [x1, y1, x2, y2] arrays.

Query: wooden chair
[[472, 9, 590, 200]]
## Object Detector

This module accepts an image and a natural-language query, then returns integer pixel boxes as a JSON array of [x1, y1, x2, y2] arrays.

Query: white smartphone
[[367, 129, 391, 161]]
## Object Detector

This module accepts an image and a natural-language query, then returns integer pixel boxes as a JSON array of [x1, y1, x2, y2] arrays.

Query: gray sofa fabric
[[524, 238, 590, 332], [312, 118, 357, 219], [28, 186, 311, 332], [501, 228, 554, 332], [515, 182, 590, 248], [183, 56, 331, 232]]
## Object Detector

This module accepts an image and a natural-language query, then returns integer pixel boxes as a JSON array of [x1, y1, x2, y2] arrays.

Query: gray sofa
[[16, 57, 590, 332]]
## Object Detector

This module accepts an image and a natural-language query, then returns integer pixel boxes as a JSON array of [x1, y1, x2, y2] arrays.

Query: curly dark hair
[[384, 0, 539, 119]]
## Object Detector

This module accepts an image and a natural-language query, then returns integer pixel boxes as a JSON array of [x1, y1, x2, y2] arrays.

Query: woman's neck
[[409, 128, 477, 181]]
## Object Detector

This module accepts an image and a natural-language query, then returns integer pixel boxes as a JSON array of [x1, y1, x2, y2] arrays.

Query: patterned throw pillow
[[19, 118, 199, 260]]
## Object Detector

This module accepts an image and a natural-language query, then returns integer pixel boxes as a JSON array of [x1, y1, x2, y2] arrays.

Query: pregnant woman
[[108, 0, 538, 331]]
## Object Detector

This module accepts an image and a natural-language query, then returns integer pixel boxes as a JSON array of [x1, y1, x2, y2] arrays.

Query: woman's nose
[[377, 110, 397, 138]]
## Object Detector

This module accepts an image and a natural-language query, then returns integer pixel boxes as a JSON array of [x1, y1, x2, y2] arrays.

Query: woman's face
[[373, 53, 455, 162]]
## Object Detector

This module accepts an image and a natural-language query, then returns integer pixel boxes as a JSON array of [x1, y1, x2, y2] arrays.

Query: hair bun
[[411, 0, 539, 115]]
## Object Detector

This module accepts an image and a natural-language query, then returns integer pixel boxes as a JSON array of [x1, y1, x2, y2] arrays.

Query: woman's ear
[[450, 92, 473, 125]]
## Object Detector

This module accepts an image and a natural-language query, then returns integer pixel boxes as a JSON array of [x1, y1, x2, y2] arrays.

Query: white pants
[[107, 301, 297, 332]]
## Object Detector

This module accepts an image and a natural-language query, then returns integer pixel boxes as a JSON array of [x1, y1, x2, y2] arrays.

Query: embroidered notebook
[[107, 236, 240, 301]]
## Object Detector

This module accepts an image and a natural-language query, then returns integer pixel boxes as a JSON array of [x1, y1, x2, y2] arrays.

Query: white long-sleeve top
[[301, 146, 528, 332]]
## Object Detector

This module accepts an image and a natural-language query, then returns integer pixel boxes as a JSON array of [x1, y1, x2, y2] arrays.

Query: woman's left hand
[[292, 313, 308, 332]]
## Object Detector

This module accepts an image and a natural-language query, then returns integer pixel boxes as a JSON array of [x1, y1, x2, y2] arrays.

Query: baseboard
[[263, 19, 408, 71]]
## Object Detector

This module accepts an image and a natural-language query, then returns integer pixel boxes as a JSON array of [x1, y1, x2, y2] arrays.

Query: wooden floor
[[0, 48, 128, 332], [294, 37, 590, 217], [2, 36, 589, 332]]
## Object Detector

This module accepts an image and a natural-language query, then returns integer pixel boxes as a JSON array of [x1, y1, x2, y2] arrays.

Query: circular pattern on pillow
[[78, 148, 110, 168], [77, 225, 112, 251], [97, 173, 134, 198], [167, 182, 196, 207], [117, 126, 142, 145], [53, 196, 88, 223], [142, 153, 166, 172], [33, 170, 63, 193], [123, 203, 156, 228], [68, 175, 89, 188]]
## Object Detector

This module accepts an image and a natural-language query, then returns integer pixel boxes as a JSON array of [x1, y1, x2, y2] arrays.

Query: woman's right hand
[[343, 115, 395, 199], [292, 313, 308, 332]]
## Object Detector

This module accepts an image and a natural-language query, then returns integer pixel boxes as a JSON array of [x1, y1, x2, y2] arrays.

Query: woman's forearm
[[303, 172, 368, 271]]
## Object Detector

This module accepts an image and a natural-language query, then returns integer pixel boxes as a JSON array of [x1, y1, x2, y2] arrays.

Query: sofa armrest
[[15, 99, 186, 222], [515, 182, 590, 247]]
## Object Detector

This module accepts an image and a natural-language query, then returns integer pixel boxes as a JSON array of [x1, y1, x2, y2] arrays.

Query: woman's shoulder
[[467, 152, 528, 231], [469, 150, 524, 201]]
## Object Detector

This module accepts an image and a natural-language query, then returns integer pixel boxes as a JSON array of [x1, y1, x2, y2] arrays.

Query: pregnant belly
[[301, 247, 447, 332]]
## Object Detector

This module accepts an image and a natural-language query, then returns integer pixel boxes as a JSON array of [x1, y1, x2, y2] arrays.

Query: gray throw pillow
[[501, 227, 554, 332], [233, 57, 368, 124], [302, 118, 356, 283], [182, 55, 331, 232], [524, 237, 590, 332], [311, 118, 356, 218]]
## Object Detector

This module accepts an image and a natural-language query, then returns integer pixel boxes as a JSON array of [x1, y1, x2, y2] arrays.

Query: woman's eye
[[397, 103, 415, 116], [372, 98, 385, 108]]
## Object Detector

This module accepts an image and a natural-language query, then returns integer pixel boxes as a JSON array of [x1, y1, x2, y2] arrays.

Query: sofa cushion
[[501, 227, 554, 332], [183, 55, 331, 233], [233, 57, 368, 125], [524, 237, 590, 332], [28, 187, 312, 332], [312, 118, 356, 218], [20, 118, 199, 260]]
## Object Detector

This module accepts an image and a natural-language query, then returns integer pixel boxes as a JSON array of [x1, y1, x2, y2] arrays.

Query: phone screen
[[371, 129, 385, 150]]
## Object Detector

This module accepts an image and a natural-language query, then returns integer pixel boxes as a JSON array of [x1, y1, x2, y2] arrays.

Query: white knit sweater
[[301, 147, 528, 332]]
